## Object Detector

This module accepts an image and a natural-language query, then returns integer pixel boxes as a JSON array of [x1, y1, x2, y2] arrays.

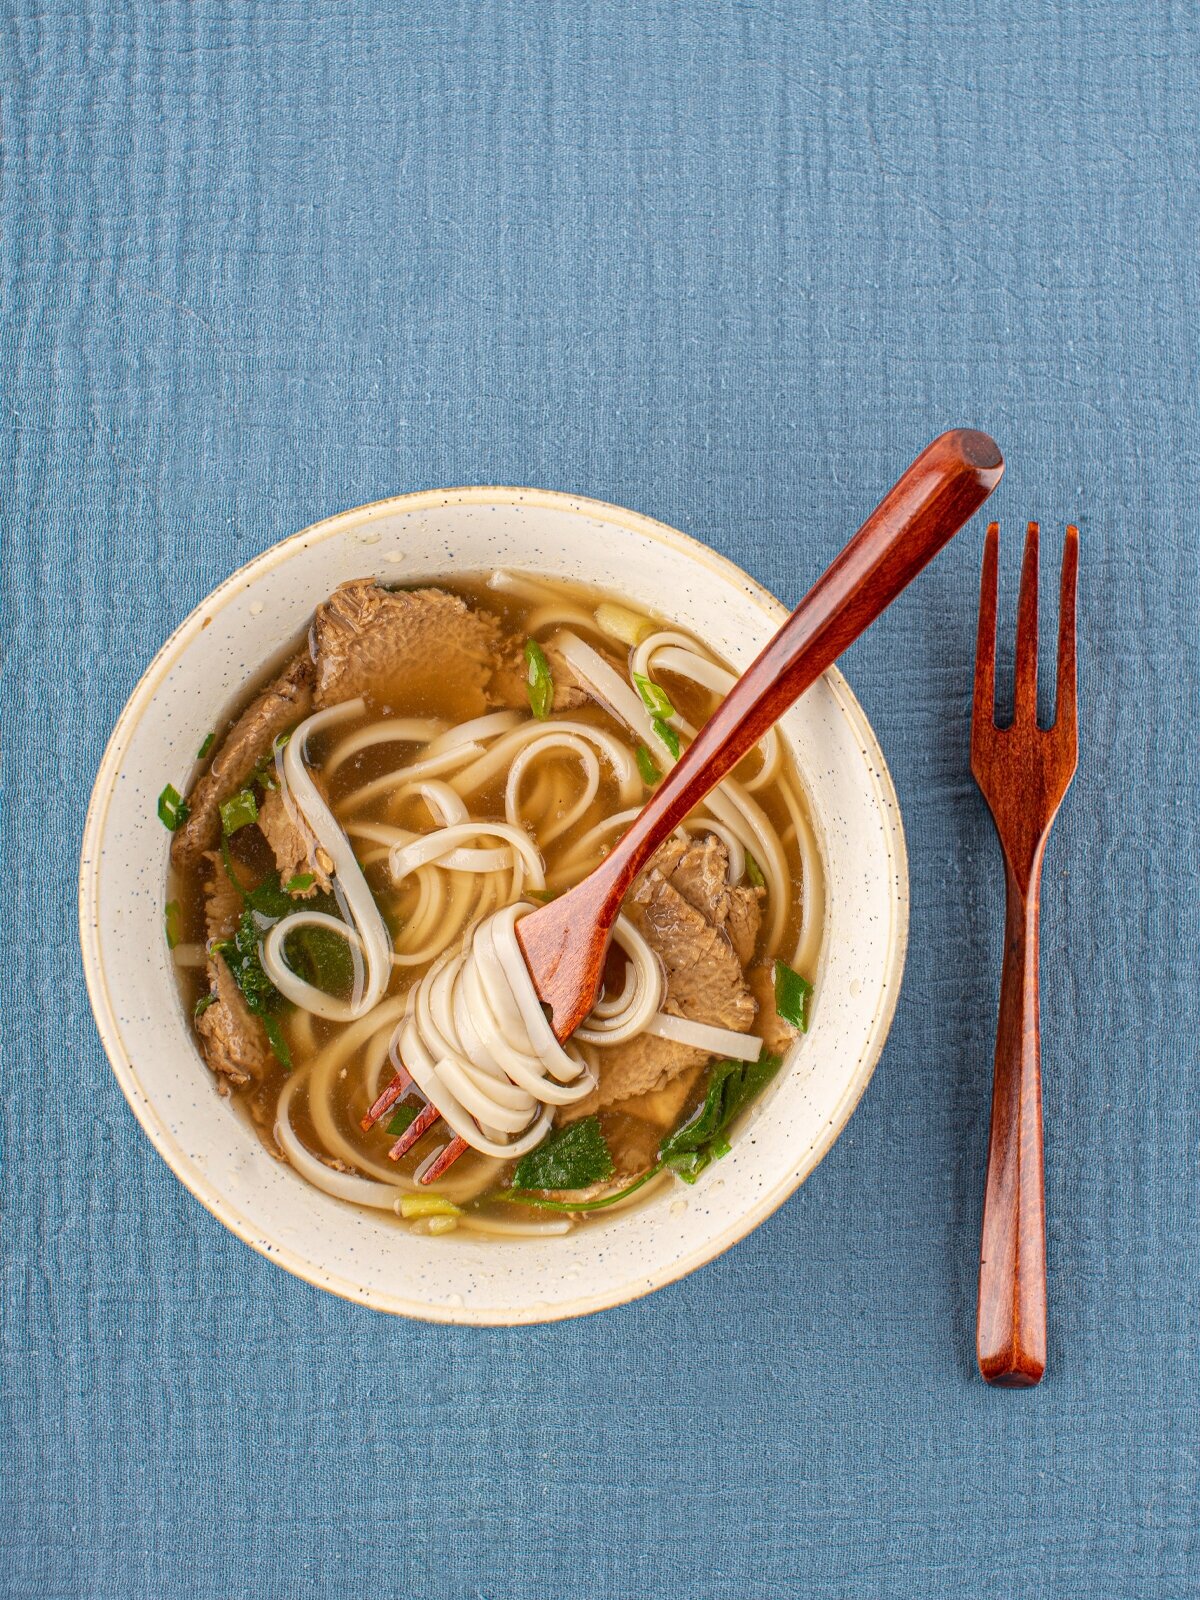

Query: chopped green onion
[[651, 715, 680, 760], [528, 887, 558, 903], [633, 671, 676, 720], [399, 1194, 462, 1219], [220, 788, 259, 835], [774, 960, 813, 1033], [164, 901, 184, 950], [157, 784, 188, 831], [524, 639, 554, 720], [385, 1102, 420, 1137], [636, 745, 661, 785], [194, 993, 216, 1019], [284, 873, 315, 895], [197, 732, 216, 760], [744, 852, 766, 889], [709, 1134, 732, 1161]]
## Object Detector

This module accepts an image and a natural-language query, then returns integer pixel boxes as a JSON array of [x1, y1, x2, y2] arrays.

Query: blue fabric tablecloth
[[3, 3, 1197, 1597]]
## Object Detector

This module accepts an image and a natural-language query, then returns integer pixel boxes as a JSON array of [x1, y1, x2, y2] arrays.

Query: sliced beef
[[569, 835, 761, 1115], [650, 834, 763, 967], [193, 852, 271, 1091], [196, 959, 271, 1091], [748, 961, 800, 1058], [257, 787, 331, 895], [172, 651, 314, 872], [311, 580, 509, 716], [204, 850, 244, 943]]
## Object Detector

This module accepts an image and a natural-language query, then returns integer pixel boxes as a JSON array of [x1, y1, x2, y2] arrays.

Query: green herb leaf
[[632, 671, 675, 720], [744, 851, 765, 890], [511, 1115, 615, 1191], [651, 715, 680, 759], [194, 993, 216, 1019], [385, 1101, 421, 1137], [260, 1012, 292, 1071], [528, 887, 558, 903], [245, 873, 294, 918], [659, 1052, 783, 1183], [211, 908, 291, 1067], [284, 921, 356, 1000], [157, 784, 188, 831], [774, 960, 813, 1033], [164, 900, 183, 950], [220, 788, 259, 835], [636, 744, 661, 785], [197, 732, 216, 760], [523, 638, 554, 720], [284, 872, 315, 895]]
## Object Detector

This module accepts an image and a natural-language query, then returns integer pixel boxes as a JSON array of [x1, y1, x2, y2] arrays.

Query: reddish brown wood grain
[[517, 429, 1005, 1041], [972, 522, 1079, 1387]]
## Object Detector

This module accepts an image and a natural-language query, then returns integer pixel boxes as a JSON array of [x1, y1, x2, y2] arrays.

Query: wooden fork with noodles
[[365, 431, 1006, 1185], [971, 522, 1079, 1386]]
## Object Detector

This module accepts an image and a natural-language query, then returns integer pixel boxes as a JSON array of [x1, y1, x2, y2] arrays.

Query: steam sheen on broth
[[165, 573, 823, 1238]]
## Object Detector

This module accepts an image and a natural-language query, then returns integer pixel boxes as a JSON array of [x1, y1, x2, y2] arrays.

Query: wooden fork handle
[[977, 856, 1047, 1386], [598, 429, 1005, 897]]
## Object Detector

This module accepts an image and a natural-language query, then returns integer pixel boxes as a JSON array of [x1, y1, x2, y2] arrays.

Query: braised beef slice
[[311, 580, 511, 716], [257, 787, 330, 895], [748, 961, 800, 1058], [172, 651, 314, 872], [194, 852, 271, 1091], [569, 835, 760, 1115]]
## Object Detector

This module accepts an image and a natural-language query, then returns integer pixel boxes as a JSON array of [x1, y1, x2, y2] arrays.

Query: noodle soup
[[164, 572, 822, 1238]]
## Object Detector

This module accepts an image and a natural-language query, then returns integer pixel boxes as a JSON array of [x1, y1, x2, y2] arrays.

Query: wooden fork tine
[[361, 1065, 413, 1132], [388, 1099, 441, 1161], [417, 1135, 470, 1185], [1055, 525, 1079, 744], [973, 523, 1000, 735], [1013, 521, 1040, 724]]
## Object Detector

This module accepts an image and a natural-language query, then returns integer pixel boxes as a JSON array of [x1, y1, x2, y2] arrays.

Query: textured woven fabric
[[2, 2, 1197, 1597]]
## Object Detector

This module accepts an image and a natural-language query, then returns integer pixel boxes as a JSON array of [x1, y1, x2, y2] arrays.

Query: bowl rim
[[79, 484, 909, 1323]]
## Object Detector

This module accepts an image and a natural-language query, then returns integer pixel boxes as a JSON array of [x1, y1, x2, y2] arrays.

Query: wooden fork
[[971, 521, 1079, 1386], [367, 430, 1006, 1182]]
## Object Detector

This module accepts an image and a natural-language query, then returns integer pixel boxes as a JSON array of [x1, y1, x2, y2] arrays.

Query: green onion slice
[[632, 672, 675, 720], [219, 789, 259, 835], [636, 745, 661, 785], [157, 784, 188, 831], [774, 959, 813, 1033], [524, 639, 554, 720]]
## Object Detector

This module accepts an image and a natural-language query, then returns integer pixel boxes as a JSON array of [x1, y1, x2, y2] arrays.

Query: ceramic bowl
[[79, 488, 908, 1324]]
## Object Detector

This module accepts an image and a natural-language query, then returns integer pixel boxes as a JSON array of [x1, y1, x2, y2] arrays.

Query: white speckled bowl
[[80, 489, 907, 1323]]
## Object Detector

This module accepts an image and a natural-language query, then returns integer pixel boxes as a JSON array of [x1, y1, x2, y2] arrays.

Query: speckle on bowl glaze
[[78, 486, 908, 1325]]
